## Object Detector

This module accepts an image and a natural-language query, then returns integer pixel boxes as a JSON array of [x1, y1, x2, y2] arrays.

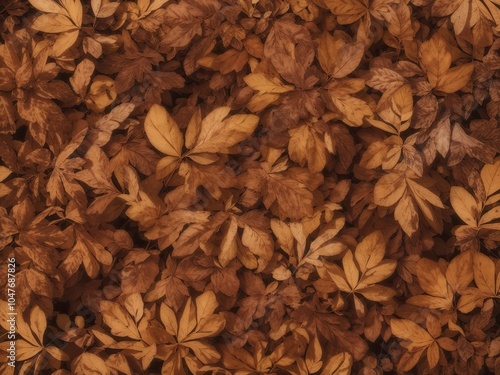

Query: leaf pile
[[0, 0, 499, 374]]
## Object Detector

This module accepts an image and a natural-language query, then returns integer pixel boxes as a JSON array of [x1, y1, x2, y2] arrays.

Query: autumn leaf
[[144, 104, 184, 158], [419, 34, 474, 93], [145, 104, 258, 180], [407, 258, 455, 310], [0, 304, 69, 374], [323, 231, 397, 316], [390, 319, 434, 371], [29, 0, 82, 55], [99, 300, 141, 340], [317, 32, 364, 79], [157, 291, 225, 374], [457, 252, 499, 313]]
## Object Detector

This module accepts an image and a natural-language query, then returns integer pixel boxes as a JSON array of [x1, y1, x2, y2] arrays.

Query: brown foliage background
[[0, 0, 499, 374]]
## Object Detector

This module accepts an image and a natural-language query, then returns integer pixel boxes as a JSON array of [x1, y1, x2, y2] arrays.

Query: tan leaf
[[195, 290, 218, 324], [445, 251, 473, 293], [419, 34, 452, 89], [354, 231, 385, 273], [70, 58, 95, 98], [406, 294, 455, 310], [181, 340, 221, 364], [449, 123, 496, 166], [324, 0, 367, 24], [177, 298, 197, 342], [29, 0, 67, 14], [342, 250, 359, 289], [390, 319, 434, 349], [72, 353, 110, 375], [373, 173, 406, 207], [190, 107, 259, 154], [397, 347, 426, 372], [394, 192, 419, 236], [144, 104, 183, 157], [324, 262, 351, 293], [415, 258, 453, 308], [32, 14, 77, 33], [357, 285, 397, 301], [288, 123, 327, 173], [85, 75, 117, 113], [427, 341, 440, 369], [435, 63, 474, 93], [329, 94, 373, 127], [473, 252, 496, 296], [481, 158, 500, 198], [306, 335, 323, 373], [243, 73, 294, 94], [358, 260, 397, 288], [187, 315, 225, 341], [318, 32, 364, 78], [320, 351, 352, 375], [100, 301, 141, 340], [450, 186, 480, 227]]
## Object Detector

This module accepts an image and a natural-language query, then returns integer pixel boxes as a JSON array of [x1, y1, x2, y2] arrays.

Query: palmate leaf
[[322, 231, 397, 313], [144, 104, 258, 180]]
